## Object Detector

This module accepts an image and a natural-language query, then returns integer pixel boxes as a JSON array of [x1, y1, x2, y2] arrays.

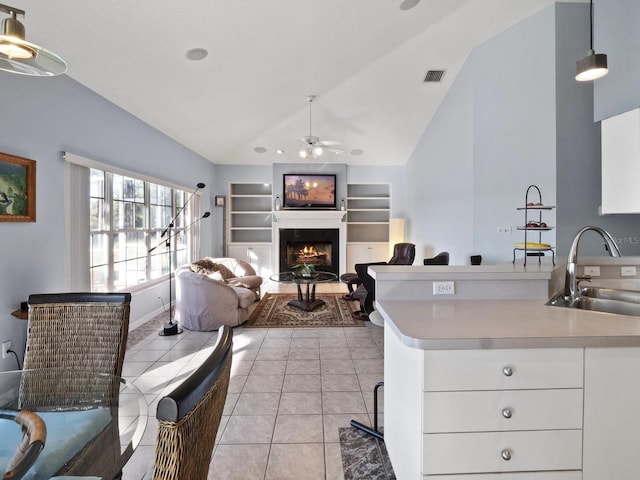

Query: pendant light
[[575, 0, 607, 82], [0, 3, 67, 76]]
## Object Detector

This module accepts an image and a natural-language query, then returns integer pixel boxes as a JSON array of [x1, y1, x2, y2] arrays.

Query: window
[[89, 168, 199, 292]]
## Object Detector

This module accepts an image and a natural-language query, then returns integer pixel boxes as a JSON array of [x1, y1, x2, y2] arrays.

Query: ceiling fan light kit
[[297, 95, 344, 160], [0, 3, 67, 76], [575, 0, 608, 82]]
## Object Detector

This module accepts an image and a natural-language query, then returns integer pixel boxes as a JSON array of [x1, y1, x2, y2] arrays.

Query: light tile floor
[[122, 280, 385, 480]]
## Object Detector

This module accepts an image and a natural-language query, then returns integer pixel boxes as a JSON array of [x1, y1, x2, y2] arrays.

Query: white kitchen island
[[370, 261, 640, 480]]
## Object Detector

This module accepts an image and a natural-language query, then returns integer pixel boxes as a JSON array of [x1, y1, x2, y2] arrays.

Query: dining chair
[[0, 410, 46, 480], [19, 292, 131, 479], [151, 325, 233, 480], [23, 292, 131, 376]]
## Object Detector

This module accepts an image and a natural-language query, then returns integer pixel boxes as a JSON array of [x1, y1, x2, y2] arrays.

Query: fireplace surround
[[279, 228, 339, 275], [272, 210, 347, 275]]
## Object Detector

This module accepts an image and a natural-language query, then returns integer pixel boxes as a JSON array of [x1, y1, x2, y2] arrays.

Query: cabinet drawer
[[423, 349, 583, 391], [423, 389, 583, 433], [424, 472, 582, 479], [422, 430, 582, 475]]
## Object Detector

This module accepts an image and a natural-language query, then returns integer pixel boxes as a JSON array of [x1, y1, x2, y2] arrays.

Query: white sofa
[[175, 257, 263, 331]]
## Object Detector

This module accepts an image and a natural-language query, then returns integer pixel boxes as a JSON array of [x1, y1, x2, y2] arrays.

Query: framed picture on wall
[[0, 152, 36, 222], [215, 195, 226, 207]]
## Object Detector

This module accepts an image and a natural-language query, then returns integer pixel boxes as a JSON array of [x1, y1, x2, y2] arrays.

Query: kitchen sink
[[547, 288, 640, 317], [579, 287, 640, 304]]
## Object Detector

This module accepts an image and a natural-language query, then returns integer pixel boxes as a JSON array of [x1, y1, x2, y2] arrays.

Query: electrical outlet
[[433, 281, 455, 295], [621, 266, 637, 277], [497, 226, 512, 235], [2, 340, 12, 359], [584, 266, 601, 277]]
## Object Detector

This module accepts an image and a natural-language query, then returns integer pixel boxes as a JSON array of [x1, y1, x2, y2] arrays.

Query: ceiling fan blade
[[318, 140, 343, 147]]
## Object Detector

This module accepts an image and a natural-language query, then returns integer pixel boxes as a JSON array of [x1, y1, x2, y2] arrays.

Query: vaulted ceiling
[[15, 0, 567, 165]]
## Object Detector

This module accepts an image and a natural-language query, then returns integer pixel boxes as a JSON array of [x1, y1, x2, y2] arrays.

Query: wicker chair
[[151, 325, 233, 480], [20, 292, 131, 479], [0, 410, 46, 480]]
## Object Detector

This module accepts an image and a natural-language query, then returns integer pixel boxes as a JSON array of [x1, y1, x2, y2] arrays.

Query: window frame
[[89, 168, 201, 293]]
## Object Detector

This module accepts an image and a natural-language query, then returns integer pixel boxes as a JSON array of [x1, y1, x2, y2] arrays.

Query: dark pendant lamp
[[0, 3, 67, 76], [575, 0, 608, 82]]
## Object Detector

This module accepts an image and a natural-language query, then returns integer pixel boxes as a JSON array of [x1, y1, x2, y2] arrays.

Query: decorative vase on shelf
[[340, 198, 345, 211]]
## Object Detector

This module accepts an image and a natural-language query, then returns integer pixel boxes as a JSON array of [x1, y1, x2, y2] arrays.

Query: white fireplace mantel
[[273, 210, 347, 275]]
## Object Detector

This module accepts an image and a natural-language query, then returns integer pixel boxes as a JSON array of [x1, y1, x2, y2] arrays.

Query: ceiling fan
[[298, 95, 344, 159]]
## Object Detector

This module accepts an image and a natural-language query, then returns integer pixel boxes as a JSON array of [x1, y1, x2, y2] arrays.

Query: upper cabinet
[[601, 108, 640, 214]]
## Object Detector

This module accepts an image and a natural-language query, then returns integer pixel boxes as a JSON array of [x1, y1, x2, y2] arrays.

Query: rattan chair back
[[152, 325, 233, 480], [21, 293, 131, 408]]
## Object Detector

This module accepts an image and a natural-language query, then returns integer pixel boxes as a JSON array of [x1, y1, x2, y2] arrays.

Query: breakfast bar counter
[[370, 260, 640, 480], [376, 298, 640, 350]]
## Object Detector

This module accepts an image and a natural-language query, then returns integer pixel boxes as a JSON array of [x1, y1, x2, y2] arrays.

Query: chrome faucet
[[564, 226, 621, 301]]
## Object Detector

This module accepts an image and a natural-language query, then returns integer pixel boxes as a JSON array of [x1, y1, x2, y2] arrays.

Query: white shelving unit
[[227, 183, 273, 276], [346, 183, 391, 267]]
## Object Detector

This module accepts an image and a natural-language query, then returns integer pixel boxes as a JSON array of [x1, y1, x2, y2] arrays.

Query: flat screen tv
[[283, 173, 336, 209]]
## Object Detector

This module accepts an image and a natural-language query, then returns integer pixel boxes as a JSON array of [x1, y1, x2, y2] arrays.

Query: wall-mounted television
[[283, 173, 336, 209]]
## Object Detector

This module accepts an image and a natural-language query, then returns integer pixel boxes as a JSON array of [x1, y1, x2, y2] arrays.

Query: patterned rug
[[339, 427, 396, 479], [245, 293, 363, 328]]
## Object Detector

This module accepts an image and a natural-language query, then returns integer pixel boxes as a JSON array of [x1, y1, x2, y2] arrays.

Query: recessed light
[[350, 149, 364, 156], [276, 149, 284, 154], [399, 0, 420, 11], [254, 146, 267, 154], [186, 48, 208, 61]]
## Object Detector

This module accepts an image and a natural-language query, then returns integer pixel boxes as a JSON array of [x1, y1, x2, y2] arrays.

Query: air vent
[[424, 70, 446, 83]]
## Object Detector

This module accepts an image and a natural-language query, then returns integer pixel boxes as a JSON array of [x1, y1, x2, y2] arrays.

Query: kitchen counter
[[374, 259, 640, 479], [377, 298, 640, 350]]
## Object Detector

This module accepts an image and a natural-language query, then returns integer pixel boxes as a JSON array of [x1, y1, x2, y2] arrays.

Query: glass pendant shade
[[0, 5, 67, 76], [576, 50, 608, 81]]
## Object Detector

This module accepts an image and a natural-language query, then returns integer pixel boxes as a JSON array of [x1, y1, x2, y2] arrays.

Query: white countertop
[[376, 299, 640, 350]]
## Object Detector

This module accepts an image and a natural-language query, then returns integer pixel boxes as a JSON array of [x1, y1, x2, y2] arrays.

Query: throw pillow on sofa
[[190, 259, 235, 281]]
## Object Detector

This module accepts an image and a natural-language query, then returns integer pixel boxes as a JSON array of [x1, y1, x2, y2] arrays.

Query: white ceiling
[[16, 0, 567, 166]]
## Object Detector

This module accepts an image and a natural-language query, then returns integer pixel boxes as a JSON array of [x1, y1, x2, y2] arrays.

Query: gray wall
[[0, 73, 214, 369], [556, 2, 640, 256], [594, 0, 640, 122], [405, 5, 556, 265]]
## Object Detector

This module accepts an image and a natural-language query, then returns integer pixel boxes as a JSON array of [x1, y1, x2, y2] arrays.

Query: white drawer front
[[423, 349, 583, 391], [422, 430, 582, 475], [424, 472, 582, 479], [423, 389, 583, 433]]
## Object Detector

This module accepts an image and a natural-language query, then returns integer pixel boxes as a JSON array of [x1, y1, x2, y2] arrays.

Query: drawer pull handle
[[502, 408, 512, 419], [502, 366, 513, 376], [501, 449, 512, 461]]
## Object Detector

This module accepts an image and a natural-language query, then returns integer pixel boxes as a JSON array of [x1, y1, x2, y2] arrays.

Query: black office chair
[[424, 251, 450, 265], [341, 243, 416, 298], [349, 243, 416, 320]]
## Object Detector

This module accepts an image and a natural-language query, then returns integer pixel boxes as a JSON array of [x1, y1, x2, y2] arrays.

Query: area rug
[[245, 293, 363, 328], [339, 427, 396, 480]]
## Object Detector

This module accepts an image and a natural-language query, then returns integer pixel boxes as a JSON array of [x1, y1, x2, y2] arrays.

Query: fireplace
[[279, 228, 339, 275]]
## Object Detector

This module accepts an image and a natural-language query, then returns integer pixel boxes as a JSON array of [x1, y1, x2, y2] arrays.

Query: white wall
[[0, 74, 214, 370]]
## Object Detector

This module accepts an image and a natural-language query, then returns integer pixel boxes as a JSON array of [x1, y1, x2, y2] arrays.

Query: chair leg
[[350, 381, 384, 441]]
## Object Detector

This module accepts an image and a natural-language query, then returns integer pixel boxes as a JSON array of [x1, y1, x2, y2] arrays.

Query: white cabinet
[[385, 330, 584, 479], [227, 244, 272, 278], [601, 108, 640, 214], [346, 243, 389, 270], [583, 347, 640, 480]]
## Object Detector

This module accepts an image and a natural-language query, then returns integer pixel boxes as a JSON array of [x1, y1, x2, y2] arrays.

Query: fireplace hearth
[[279, 228, 339, 275]]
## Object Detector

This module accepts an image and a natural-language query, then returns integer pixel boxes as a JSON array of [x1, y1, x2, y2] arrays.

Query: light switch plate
[[584, 266, 601, 276], [621, 266, 637, 277]]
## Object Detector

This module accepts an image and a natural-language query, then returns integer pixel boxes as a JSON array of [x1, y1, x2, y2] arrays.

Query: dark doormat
[[339, 427, 396, 480]]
